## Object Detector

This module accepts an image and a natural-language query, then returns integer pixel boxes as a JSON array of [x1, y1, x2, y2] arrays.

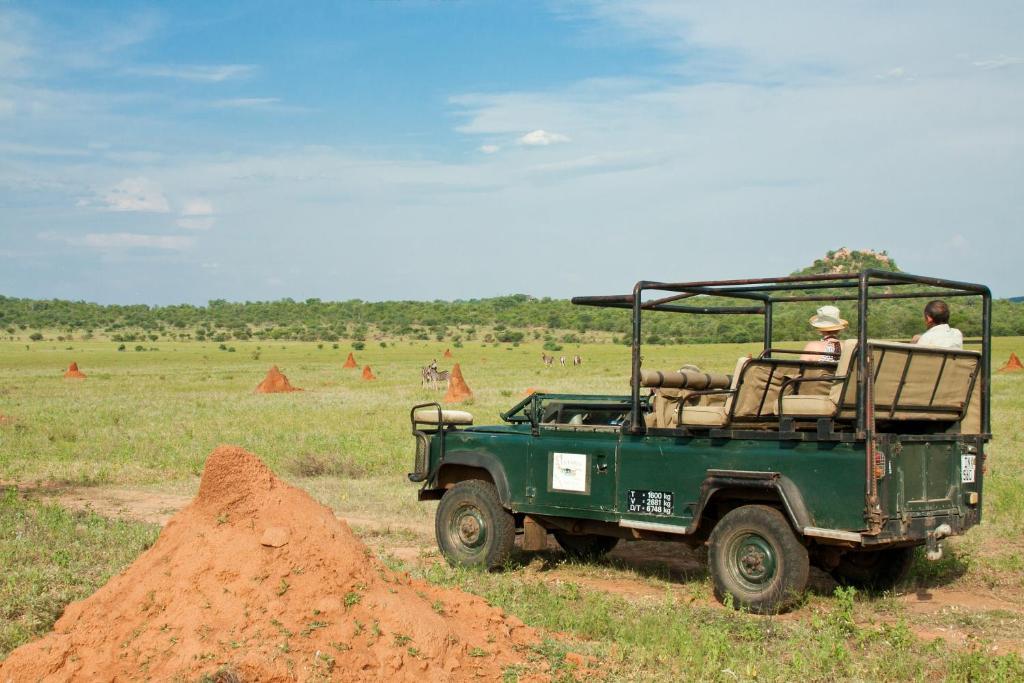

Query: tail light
[[874, 451, 886, 479]]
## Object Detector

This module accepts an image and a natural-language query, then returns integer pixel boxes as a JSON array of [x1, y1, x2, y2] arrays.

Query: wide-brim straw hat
[[809, 305, 848, 332]]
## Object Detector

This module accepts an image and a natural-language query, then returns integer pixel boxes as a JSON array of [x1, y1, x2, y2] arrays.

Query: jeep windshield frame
[[570, 269, 992, 441]]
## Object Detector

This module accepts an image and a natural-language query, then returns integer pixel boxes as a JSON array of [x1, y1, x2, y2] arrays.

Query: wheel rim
[[727, 532, 778, 591], [448, 502, 487, 552]]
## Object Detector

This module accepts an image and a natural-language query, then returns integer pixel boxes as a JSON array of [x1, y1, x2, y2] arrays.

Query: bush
[[28, 332, 43, 341], [352, 341, 366, 351], [117, 344, 126, 351], [543, 341, 563, 352]]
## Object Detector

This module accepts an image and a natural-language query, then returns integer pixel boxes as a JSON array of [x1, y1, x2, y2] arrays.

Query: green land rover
[[409, 270, 991, 612]]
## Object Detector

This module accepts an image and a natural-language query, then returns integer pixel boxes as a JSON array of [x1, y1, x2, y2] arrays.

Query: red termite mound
[[523, 388, 547, 397], [443, 364, 473, 403], [443, 349, 453, 359], [255, 365, 302, 393], [343, 352, 358, 369], [361, 365, 377, 381], [63, 362, 86, 379], [0, 446, 537, 682], [999, 352, 1024, 372]]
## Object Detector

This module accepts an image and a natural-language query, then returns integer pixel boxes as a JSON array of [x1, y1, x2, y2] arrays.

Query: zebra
[[573, 355, 582, 366], [421, 360, 451, 390], [541, 354, 554, 367], [559, 356, 566, 367]]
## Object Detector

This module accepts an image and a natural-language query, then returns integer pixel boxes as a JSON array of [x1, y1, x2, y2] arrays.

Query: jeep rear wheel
[[708, 505, 809, 614], [831, 547, 915, 591], [435, 480, 515, 570], [553, 532, 619, 561]]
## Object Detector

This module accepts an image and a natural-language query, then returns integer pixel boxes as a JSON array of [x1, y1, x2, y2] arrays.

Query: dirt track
[[18, 482, 1024, 656]]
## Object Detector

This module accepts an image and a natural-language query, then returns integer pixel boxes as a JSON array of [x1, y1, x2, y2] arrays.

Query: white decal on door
[[551, 452, 588, 492]]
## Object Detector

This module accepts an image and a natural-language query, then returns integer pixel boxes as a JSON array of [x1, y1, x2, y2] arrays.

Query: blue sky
[[1, 1, 1022, 304]]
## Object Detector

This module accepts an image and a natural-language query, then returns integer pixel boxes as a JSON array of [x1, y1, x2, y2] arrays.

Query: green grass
[[2, 337, 1024, 678], [412, 561, 1024, 682], [0, 488, 158, 658]]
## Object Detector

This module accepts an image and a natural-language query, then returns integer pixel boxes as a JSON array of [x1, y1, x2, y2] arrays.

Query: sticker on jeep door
[[627, 490, 674, 515], [550, 452, 589, 493]]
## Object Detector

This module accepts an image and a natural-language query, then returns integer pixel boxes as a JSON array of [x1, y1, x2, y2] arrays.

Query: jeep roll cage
[[572, 269, 991, 439]]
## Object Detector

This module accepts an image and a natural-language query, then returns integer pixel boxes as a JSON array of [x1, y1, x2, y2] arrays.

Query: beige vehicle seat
[[780, 340, 981, 424], [412, 408, 474, 425], [779, 340, 858, 417], [641, 367, 732, 429], [677, 356, 750, 427]]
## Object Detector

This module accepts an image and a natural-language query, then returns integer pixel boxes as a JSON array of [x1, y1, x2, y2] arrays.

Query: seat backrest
[[732, 356, 838, 418], [829, 339, 859, 405], [837, 340, 980, 422], [721, 355, 750, 415]]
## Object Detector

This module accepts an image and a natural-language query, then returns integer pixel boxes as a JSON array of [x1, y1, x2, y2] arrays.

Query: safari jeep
[[409, 271, 991, 613]]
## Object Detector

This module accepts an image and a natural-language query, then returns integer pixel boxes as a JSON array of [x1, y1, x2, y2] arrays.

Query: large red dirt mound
[[361, 365, 377, 381], [343, 352, 358, 369], [999, 352, 1023, 372], [63, 361, 86, 379], [443, 364, 473, 403], [0, 446, 536, 681], [256, 365, 302, 393], [443, 349, 452, 359]]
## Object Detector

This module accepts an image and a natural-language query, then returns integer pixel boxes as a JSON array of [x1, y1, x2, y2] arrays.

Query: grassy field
[[2, 337, 1024, 679]]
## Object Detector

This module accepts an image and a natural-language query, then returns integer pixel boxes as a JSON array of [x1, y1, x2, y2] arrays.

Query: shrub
[[29, 332, 43, 341], [352, 341, 365, 351]]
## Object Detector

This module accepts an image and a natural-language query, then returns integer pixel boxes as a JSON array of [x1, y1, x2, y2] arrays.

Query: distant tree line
[[1, 292, 1021, 345], [2, 249, 1020, 344]]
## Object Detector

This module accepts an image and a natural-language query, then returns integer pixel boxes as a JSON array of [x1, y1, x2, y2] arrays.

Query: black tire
[[435, 480, 515, 570], [831, 547, 915, 591], [708, 505, 810, 614], [553, 532, 619, 561]]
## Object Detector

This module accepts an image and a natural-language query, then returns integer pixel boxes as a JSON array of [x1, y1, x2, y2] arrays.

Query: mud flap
[[522, 515, 548, 551]]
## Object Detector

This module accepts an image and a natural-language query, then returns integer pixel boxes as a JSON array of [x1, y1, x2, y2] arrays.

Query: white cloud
[[518, 129, 571, 146], [180, 198, 213, 216], [211, 97, 280, 109], [875, 67, 908, 80], [176, 198, 215, 230], [38, 231, 194, 250], [81, 233, 194, 250], [478, 144, 501, 154], [972, 56, 1024, 70], [176, 217, 215, 230], [124, 64, 256, 82], [91, 177, 169, 213]]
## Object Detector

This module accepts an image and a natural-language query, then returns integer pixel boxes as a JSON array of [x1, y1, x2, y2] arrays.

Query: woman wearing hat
[[800, 305, 848, 361]]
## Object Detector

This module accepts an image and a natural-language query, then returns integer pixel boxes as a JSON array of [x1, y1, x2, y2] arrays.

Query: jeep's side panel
[[617, 434, 867, 531], [527, 427, 618, 513]]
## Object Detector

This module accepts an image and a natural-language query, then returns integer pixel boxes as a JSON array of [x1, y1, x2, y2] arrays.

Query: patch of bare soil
[[0, 446, 538, 682], [54, 486, 191, 526], [901, 588, 1023, 615]]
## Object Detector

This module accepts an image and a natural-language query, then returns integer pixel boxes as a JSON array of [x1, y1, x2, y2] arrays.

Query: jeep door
[[527, 422, 618, 517]]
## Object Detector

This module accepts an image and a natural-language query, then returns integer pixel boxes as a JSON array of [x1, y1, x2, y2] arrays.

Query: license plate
[[961, 455, 976, 484]]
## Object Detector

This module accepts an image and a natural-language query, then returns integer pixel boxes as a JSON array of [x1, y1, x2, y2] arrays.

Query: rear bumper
[[860, 507, 976, 547]]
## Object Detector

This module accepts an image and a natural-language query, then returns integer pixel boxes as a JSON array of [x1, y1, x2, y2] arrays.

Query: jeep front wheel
[[708, 505, 809, 614], [435, 480, 515, 570]]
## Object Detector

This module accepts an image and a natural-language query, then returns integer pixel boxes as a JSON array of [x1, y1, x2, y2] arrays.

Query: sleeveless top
[[822, 334, 841, 362]]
